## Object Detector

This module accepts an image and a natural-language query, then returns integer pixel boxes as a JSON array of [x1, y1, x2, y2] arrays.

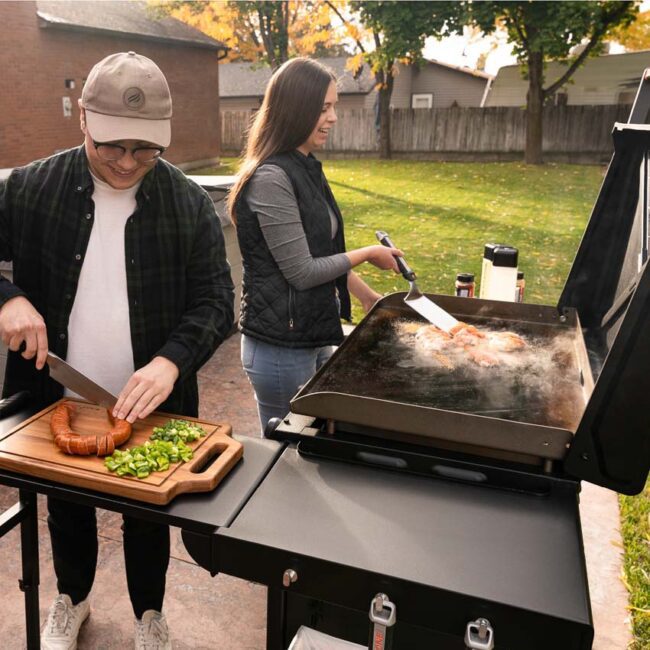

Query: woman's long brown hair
[[227, 57, 336, 223]]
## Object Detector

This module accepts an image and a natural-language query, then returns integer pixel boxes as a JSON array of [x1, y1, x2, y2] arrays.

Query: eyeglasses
[[92, 140, 165, 164]]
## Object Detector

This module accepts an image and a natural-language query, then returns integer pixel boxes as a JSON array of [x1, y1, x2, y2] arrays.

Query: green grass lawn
[[621, 487, 650, 648], [325, 159, 599, 318], [205, 157, 648, 644]]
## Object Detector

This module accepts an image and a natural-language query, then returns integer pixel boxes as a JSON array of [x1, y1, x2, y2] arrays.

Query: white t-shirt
[[65, 173, 141, 398]]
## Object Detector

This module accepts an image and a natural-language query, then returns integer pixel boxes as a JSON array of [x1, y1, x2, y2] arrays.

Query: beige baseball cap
[[81, 51, 172, 147]]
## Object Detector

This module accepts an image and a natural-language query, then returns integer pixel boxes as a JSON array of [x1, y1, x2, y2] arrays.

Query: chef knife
[[375, 230, 459, 333], [46, 352, 118, 409]]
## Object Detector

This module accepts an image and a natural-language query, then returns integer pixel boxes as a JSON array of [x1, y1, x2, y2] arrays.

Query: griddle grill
[[271, 122, 650, 497], [187, 90, 650, 650], [288, 295, 592, 468]]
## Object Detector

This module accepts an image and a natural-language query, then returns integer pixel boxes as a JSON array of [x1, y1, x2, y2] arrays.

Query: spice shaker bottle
[[483, 245, 518, 302], [455, 273, 475, 297], [479, 243, 499, 299], [516, 271, 525, 303]]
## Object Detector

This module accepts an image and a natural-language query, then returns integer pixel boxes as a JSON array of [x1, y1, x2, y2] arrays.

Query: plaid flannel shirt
[[0, 146, 234, 415]]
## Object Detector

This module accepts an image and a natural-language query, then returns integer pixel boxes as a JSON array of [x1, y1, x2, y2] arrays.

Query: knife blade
[[46, 352, 118, 408]]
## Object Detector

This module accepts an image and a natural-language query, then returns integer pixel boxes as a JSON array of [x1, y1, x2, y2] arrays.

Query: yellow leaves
[[159, 0, 347, 62], [346, 52, 366, 75], [297, 30, 330, 56], [610, 10, 650, 52], [164, 1, 248, 61], [345, 22, 362, 43], [299, 0, 334, 29]]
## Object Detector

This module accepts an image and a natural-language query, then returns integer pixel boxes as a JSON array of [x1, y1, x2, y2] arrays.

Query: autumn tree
[[465, 1, 637, 164], [329, 1, 461, 159], [611, 10, 650, 51], [152, 1, 342, 68]]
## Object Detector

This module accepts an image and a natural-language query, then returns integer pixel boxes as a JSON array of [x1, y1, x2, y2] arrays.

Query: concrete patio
[[0, 332, 632, 649]]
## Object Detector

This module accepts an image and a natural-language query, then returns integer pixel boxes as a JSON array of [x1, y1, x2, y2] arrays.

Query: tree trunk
[[525, 51, 544, 165], [377, 69, 394, 160]]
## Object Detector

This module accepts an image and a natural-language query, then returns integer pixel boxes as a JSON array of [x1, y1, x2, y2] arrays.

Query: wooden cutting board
[[0, 398, 243, 505]]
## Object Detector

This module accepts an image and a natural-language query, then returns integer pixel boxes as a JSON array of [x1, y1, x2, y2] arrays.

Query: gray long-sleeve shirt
[[246, 165, 351, 290]]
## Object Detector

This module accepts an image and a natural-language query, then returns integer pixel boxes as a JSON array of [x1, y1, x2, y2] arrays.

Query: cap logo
[[123, 87, 145, 111]]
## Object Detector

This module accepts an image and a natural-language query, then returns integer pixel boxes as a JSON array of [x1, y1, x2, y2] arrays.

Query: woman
[[228, 57, 402, 432]]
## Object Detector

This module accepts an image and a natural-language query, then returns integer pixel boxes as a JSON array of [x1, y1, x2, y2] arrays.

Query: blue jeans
[[241, 334, 335, 433]]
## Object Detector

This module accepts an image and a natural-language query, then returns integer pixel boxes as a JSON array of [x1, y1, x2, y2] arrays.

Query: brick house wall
[[0, 1, 222, 168]]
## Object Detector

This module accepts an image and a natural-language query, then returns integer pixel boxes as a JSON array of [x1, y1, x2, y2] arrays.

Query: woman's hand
[[346, 245, 403, 272], [365, 245, 403, 271], [359, 289, 382, 312], [113, 356, 180, 423], [348, 271, 383, 313], [0, 296, 48, 369]]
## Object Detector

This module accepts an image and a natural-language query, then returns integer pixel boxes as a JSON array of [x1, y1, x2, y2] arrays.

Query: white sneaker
[[134, 610, 172, 650], [41, 594, 90, 650]]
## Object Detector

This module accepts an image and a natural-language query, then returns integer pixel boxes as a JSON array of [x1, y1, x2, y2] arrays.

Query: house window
[[412, 93, 433, 109], [62, 97, 73, 118]]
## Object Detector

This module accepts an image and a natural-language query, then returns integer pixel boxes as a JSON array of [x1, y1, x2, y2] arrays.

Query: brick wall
[[0, 1, 222, 168]]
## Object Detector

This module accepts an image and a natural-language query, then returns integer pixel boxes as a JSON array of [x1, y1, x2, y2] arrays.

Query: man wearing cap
[[0, 52, 234, 649]]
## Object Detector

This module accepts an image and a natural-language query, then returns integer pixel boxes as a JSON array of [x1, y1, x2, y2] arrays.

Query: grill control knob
[[282, 569, 298, 587]]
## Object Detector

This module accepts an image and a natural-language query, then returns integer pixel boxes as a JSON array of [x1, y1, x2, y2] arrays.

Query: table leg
[[267, 586, 286, 650], [18, 490, 40, 650]]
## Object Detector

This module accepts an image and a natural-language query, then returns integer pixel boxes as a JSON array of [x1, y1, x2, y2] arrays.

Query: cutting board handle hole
[[191, 451, 222, 474]]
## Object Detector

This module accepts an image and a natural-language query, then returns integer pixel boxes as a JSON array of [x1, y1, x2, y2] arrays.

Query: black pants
[[47, 496, 170, 619]]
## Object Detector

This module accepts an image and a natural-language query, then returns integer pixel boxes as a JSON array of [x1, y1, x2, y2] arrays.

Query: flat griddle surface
[[303, 307, 588, 430]]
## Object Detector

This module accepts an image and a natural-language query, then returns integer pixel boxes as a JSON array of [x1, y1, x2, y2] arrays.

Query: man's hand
[[113, 356, 179, 423], [0, 296, 48, 369]]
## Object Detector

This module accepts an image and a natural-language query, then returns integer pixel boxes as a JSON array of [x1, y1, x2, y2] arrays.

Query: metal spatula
[[376, 231, 459, 333]]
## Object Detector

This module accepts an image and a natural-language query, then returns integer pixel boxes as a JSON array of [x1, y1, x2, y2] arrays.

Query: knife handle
[[375, 230, 416, 282], [0, 390, 31, 420]]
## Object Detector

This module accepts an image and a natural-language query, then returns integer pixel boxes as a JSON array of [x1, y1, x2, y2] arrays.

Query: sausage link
[[50, 402, 132, 457], [107, 410, 132, 446]]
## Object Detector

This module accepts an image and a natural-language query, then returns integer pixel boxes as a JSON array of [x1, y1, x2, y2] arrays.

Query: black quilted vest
[[236, 151, 351, 348]]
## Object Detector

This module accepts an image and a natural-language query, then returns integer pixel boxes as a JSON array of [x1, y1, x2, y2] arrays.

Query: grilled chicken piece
[[414, 325, 454, 352], [487, 331, 526, 352], [449, 322, 486, 346]]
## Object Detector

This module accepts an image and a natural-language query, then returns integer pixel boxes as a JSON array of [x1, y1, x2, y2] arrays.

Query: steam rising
[[313, 314, 589, 431]]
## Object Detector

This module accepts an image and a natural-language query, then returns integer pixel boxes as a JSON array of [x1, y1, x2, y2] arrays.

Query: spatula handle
[[375, 230, 416, 282]]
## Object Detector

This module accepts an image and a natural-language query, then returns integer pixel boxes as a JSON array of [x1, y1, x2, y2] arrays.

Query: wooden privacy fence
[[222, 105, 632, 162]]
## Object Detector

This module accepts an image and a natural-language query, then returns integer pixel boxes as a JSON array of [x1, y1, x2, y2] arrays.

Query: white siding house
[[391, 59, 492, 109], [484, 50, 650, 107]]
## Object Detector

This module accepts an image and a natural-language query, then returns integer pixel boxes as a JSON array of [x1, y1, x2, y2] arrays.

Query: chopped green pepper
[[104, 438, 196, 480], [151, 419, 207, 444]]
